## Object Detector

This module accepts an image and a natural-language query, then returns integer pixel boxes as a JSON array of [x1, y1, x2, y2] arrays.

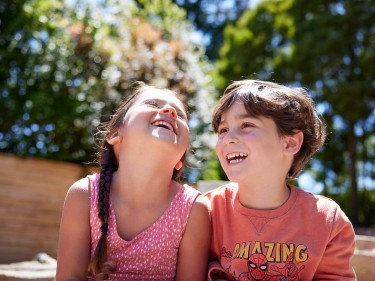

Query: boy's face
[[215, 101, 289, 184]]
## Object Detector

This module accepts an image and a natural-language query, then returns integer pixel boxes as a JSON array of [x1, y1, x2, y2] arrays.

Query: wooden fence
[[0, 153, 87, 263]]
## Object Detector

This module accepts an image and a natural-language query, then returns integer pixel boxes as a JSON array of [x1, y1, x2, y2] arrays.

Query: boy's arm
[[175, 195, 211, 281], [55, 178, 91, 281], [314, 206, 356, 280]]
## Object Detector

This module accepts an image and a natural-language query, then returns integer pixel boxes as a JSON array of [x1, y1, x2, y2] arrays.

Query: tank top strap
[[181, 183, 201, 205], [87, 173, 100, 211], [171, 184, 201, 233]]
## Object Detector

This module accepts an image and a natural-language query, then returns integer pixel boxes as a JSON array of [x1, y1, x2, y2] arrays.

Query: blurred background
[[0, 0, 374, 273]]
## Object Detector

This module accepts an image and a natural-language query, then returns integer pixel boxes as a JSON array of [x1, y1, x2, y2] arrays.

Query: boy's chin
[[223, 172, 242, 183]]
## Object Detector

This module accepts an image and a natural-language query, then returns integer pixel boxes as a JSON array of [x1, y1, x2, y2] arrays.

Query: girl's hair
[[88, 81, 188, 279], [212, 79, 327, 179]]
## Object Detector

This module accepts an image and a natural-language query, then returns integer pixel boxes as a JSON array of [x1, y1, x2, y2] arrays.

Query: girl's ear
[[106, 133, 123, 145], [174, 160, 183, 171], [284, 131, 303, 155]]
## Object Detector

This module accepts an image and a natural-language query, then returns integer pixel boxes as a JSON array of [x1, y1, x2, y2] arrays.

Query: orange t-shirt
[[205, 183, 356, 281]]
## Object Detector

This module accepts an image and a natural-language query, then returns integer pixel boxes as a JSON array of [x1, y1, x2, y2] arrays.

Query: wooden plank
[[0, 153, 85, 263]]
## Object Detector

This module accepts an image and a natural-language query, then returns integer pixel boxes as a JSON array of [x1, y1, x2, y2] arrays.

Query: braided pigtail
[[88, 146, 117, 279]]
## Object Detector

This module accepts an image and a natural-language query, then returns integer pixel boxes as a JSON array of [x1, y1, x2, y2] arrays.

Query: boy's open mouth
[[226, 152, 248, 164]]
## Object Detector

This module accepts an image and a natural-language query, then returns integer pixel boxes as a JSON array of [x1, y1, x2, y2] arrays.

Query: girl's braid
[[88, 146, 117, 279]]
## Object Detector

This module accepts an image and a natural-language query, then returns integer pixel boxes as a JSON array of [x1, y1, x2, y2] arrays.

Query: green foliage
[[213, 0, 295, 92], [198, 150, 227, 181], [0, 0, 216, 172], [328, 188, 375, 227], [172, 0, 249, 60], [0, 0, 96, 161]]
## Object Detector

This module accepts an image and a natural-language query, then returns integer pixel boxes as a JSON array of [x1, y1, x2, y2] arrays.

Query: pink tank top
[[88, 173, 200, 281]]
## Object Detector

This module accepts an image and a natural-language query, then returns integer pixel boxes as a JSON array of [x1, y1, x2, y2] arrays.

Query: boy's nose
[[223, 131, 239, 144]]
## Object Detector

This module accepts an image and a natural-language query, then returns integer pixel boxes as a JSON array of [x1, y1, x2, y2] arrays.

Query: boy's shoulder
[[294, 186, 342, 213]]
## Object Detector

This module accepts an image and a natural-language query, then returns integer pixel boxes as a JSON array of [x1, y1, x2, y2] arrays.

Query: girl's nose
[[161, 106, 177, 119]]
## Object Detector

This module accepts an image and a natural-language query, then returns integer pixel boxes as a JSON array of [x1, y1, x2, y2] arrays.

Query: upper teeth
[[227, 153, 248, 160], [153, 120, 174, 132]]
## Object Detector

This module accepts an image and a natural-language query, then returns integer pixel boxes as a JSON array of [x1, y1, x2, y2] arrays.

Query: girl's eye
[[145, 100, 159, 107], [177, 112, 187, 120], [145, 100, 187, 120]]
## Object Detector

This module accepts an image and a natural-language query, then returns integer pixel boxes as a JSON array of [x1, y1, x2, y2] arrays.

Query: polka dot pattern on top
[[88, 173, 200, 281]]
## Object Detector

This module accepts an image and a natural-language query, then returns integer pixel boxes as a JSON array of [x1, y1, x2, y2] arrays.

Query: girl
[[56, 82, 211, 280]]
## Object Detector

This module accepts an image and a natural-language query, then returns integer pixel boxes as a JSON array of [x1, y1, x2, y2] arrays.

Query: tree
[[172, 0, 250, 60], [0, 0, 216, 182], [208, 0, 375, 226], [283, 0, 375, 227], [0, 0, 99, 161]]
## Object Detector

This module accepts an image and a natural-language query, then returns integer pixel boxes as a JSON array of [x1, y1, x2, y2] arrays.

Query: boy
[[205, 80, 356, 280]]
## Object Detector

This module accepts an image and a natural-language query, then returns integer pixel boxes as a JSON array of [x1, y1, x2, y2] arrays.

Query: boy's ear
[[106, 133, 123, 145], [174, 160, 183, 171], [284, 131, 303, 155]]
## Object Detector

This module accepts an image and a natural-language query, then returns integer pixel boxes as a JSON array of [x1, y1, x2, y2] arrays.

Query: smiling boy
[[205, 79, 356, 281]]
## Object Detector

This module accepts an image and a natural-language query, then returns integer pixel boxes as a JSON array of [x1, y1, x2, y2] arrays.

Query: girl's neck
[[111, 163, 176, 207]]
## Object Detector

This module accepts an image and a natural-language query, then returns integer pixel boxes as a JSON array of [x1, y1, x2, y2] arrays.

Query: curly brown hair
[[212, 79, 327, 180]]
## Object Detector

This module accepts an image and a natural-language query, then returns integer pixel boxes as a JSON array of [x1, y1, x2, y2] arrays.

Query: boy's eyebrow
[[220, 112, 259, 122]]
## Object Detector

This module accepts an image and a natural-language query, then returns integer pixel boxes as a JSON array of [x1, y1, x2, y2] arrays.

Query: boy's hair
[[212, 79, 327, 179], [88, 81, 189, 279]]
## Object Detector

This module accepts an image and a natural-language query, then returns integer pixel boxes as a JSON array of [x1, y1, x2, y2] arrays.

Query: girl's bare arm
[[175, 195, 211, 281], [56, 178, 91, 281]]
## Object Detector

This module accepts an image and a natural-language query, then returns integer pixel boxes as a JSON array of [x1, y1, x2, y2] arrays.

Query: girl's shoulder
[[62, 177, 91, 222], [64, 174, 97, 205], [176, 183, 210, 213], [67, 177, 90, 196]]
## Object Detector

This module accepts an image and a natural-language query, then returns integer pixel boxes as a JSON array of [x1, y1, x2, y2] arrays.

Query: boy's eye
[[241, 122, 254, 129], [218, 127, 228, 135]]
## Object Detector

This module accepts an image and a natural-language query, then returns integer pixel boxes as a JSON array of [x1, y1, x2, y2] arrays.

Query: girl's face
[[215, 101, 288, 184], [117, 88, 189, 163]]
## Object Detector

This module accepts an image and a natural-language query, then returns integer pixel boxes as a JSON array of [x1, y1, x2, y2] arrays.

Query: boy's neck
[[237, 183, 291, 210]]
